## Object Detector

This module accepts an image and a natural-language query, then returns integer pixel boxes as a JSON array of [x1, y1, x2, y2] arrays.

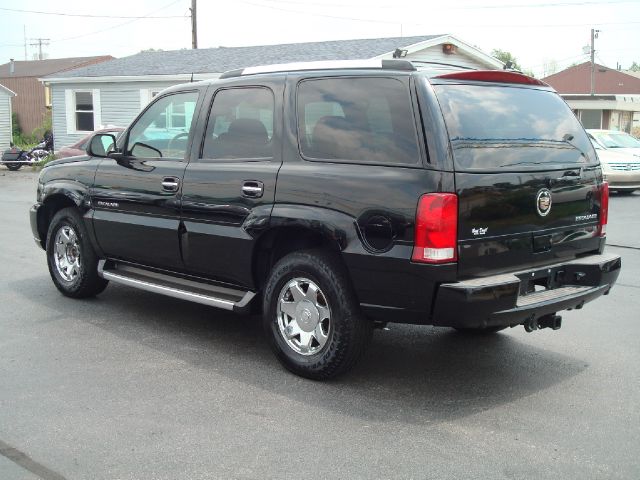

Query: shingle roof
[[48, 35, 445, 78], [0, 56, 114, 78]]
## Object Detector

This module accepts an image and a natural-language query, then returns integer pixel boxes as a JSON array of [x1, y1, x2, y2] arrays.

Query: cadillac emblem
[[536, 189, 552, 217]]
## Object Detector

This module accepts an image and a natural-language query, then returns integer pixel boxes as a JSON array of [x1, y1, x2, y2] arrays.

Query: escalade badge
[[536, 189, 552, 217]]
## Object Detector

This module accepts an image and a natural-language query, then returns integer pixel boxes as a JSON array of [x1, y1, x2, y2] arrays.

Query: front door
[[92, 90, 202, 270], [180, 82, 283, 288]]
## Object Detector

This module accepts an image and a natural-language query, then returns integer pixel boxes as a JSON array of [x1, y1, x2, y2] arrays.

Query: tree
[[491, 49, 522, 71], [629, 62, 640, 72]]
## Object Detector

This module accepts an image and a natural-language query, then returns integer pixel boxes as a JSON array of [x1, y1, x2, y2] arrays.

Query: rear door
[[179, 79, 283, 288], [430, 79, 604, 277], [92, 90, 202, 270]]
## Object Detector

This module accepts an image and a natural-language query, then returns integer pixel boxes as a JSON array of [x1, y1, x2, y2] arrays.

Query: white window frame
[[139, 88, 162, 110], [65, 88, 101, 134]]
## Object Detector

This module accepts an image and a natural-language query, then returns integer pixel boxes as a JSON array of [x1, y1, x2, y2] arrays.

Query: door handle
[[161, 176, 180, 192], [242, 181, 264, 198]]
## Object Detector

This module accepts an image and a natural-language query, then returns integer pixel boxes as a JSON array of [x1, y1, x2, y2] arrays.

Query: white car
[[591, 139, 640, 194], [587, 129, 640, 157]]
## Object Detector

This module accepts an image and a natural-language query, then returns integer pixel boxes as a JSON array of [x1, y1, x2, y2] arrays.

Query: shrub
[[11, 112, 21, 138], [31, 111, 52, 141]]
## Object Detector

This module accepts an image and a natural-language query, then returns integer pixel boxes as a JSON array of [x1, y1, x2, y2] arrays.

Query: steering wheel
[[167, 132, 190, 156]]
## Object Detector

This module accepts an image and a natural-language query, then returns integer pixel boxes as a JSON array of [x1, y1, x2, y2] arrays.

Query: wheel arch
[[37, 183, 89, 249], [251, 205, 361, 294]]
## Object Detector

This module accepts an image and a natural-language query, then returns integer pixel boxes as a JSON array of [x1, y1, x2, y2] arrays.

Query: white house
[[0, 84, 16, 149], [42, 34, 503, 149]]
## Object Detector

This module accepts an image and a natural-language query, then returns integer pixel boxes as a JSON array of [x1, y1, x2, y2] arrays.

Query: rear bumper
[[431, 252, 621, 329]]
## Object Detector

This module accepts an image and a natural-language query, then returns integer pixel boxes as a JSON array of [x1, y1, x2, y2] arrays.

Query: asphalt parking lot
[[1, 168, 638, 480]]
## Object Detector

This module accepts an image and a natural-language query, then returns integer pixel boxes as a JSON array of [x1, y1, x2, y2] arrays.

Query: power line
[[0, 0, 186, 48], [49, 0, 186, 44], [250, 0, 638, 9], [29, 38, 50, 60], [236, 0, 640, 28], [0, 6, 186, 19], [528, 53, 590, 70]]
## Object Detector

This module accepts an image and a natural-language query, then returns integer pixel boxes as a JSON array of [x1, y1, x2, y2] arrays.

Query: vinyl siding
[[51, 80, 182, 149], [0, 92, 12, 149], [0, 77, 46, 134]]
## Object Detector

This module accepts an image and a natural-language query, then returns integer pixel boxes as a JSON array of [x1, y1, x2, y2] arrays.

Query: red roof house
[[543, 62, 640, 133]]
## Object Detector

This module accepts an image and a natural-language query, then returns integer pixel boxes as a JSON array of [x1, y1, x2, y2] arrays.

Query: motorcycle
[[1, 133, 54, 171]]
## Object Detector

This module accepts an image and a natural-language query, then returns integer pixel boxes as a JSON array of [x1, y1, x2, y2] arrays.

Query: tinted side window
[[201, 88, 274, 160], [127, 91, 199, 159], [297, 78, 420, 165]]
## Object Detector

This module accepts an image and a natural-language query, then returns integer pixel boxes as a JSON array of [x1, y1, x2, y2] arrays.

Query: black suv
[[30, 60, 621, 379]]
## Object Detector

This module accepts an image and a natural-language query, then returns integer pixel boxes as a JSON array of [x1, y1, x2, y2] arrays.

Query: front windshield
[[592, 132, 640, 148]]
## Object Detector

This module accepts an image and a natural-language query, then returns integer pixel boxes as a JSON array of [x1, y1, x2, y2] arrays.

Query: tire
[[263, 250, 371, 380], [46, 207, 108, 298], [616, 190, 634, 195], [453, 326, 506, 334], [5, 163, 21, 171]]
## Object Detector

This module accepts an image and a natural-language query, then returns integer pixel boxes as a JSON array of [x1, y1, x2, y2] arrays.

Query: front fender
[[41, 180, 90, 210]]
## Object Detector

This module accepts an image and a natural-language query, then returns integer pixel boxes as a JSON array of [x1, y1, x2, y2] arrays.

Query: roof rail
[[219, 59, 416, 79]]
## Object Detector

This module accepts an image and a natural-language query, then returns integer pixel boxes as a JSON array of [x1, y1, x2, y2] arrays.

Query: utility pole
[[30, 38, 50, 60], [23, 26, 27, 61], [590, 28, 599, 96], [191, 0, 198, 49]]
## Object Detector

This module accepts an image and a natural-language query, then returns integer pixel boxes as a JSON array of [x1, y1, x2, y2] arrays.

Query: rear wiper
[[500, 161, 548, 167], [562, 133, 589, 160]]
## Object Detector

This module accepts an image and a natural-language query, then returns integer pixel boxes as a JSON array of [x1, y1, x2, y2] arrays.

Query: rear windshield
[[433, 84, 597, 170]]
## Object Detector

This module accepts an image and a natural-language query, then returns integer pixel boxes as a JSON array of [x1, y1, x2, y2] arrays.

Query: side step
[[97, 260, 255, 313]]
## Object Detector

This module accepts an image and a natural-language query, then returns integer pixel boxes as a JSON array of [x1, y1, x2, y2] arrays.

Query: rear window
[[297, 77, 420, 165], [434, 84, 597, 170]]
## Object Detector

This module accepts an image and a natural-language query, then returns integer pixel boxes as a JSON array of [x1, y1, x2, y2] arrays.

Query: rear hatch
[[429, 73, 605, 278]]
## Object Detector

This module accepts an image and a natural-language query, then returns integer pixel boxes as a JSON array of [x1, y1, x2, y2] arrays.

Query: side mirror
[[88, 133, 116, 158]]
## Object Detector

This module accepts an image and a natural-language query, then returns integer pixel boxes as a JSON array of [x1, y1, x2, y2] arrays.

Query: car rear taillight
[[598, 182, 609, 237], [412, 193, 458, 264]]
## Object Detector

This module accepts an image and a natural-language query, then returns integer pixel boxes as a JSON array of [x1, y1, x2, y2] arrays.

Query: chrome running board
[[97, 260, 255, 312]]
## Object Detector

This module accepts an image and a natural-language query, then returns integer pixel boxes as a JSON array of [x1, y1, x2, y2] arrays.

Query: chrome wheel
[[276, 277, 331, 356], [53, 225, 81, 282]]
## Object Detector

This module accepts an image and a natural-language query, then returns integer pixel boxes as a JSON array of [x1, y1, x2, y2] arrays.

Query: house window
[[75, 91, 94, 131], [580, 109, 602, 130], [65, 88, 101, 134]]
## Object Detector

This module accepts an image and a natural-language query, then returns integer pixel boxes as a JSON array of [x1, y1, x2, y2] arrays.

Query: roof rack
[[220, 59, 416, 79]]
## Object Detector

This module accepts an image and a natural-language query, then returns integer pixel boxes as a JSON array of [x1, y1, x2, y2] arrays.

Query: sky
[[0, 0, 639, 77]]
